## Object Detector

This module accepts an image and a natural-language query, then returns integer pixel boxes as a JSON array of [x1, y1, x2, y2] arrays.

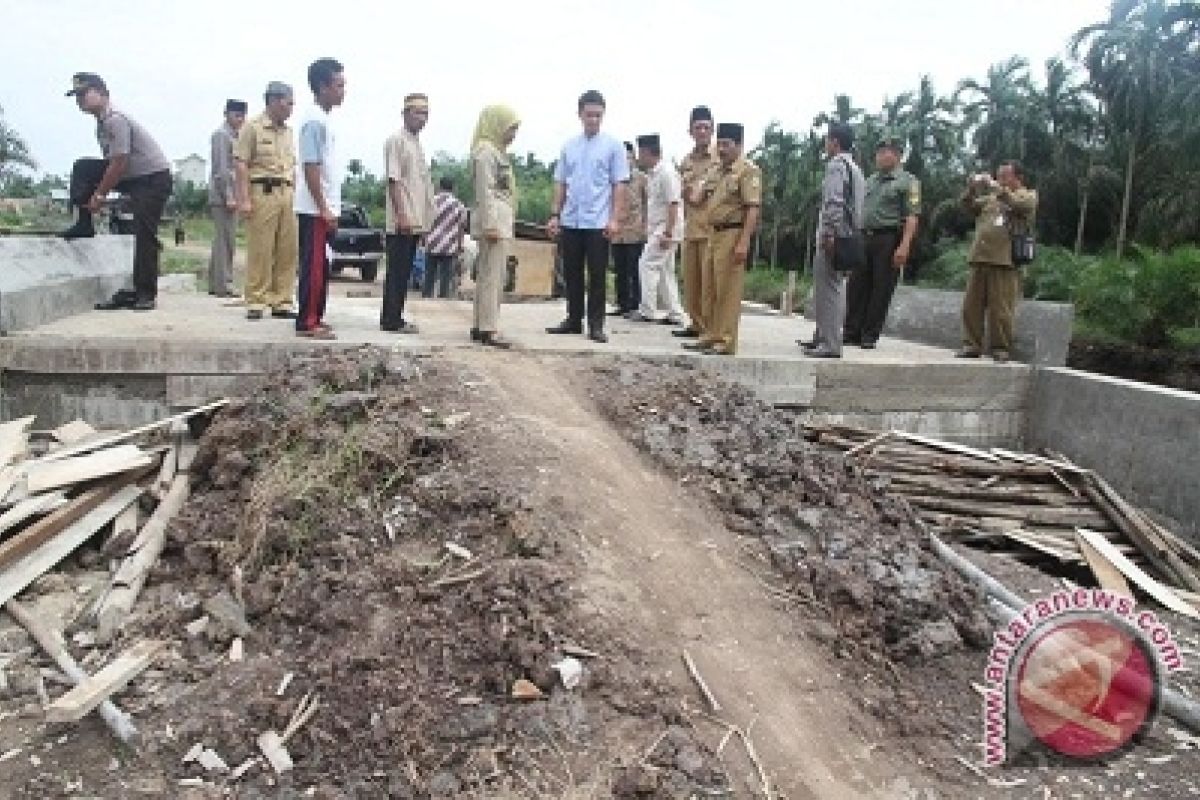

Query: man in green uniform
[[845, 135, 920, 348], [959, 160, 1037, 363], [682, 122, 761, 356]]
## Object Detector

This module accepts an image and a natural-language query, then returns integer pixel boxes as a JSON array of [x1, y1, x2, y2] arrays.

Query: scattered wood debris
[[806, 423, 1200, 615]]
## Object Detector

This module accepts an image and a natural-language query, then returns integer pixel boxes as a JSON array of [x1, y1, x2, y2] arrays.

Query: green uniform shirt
[[862, 167, 920, 230], [964, 186, 1038, 267]]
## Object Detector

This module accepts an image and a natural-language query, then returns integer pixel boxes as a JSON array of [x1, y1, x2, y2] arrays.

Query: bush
[[743, 265, 810, 310], [1022, 246, 1096, 301], [916, 238, 970, 291], [1075, 246, 1200, 348]]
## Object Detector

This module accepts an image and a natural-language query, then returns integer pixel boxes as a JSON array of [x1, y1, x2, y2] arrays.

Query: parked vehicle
[[330, 204, 384, 282]]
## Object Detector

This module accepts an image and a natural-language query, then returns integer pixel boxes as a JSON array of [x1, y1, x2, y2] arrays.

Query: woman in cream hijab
[[469, 105, 519, 348]]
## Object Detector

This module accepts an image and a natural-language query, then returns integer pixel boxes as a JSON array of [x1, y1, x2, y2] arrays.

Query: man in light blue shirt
[[546, 89, 629, 343]]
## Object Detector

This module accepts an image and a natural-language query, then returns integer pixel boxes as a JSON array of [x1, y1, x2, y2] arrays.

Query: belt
[[712, 221, 743, 231], [865, 226, 901, 235], [249, 177, 292, 187]]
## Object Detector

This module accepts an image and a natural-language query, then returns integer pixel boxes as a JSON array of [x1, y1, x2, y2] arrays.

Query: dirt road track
[[453, 349, 932, 798]]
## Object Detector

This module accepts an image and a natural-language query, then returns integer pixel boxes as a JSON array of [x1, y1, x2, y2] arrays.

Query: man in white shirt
[[632, 134, 685, 324], [293, 57, 346, 339]]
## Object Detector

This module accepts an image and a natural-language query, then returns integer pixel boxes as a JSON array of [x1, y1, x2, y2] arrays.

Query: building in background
[[173, 154, 207, 186]]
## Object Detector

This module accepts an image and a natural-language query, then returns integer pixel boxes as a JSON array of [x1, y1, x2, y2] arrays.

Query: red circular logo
[[1013, 613, 1160, 760]]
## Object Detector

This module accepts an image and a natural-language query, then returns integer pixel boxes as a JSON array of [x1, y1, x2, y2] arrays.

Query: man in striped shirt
[[423, 176, 468, 298]]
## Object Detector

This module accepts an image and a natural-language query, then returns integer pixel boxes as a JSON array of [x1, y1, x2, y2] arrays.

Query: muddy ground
[[1069, 338, 1200, 393], [0, 348, 1197, 799]]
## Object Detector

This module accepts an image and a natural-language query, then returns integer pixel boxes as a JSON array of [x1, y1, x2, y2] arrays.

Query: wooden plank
[[891, 431, 1000, 463], [1075, 530, 1132, 596], [44, 640, 163, 723], [1084, 479, 1198, 592], [1076, 528, 1198, 619], [0, 492, 67, 537], [0, 466, 20, 506], [0, 416, 35, 467], [50, 420, 98, 446], [33, 400, 228, 465], [156, 444, 178, 491], [3, 600, 137, 741], [0, 485, 142, 607], [23, 445, 152, 495]]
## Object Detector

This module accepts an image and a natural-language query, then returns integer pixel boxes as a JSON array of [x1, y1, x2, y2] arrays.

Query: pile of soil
[[1069, 339, 1200, 393], [586, 357, 991, 668], [6, 349, 728, 798]]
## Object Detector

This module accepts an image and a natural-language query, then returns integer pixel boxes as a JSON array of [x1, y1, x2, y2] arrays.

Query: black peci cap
[[65, 72, 106, 97], [690, 106, 713, 124], [636, 134, 660, 149], [716, 122, 744, 144], [225, 99, 248, 114]]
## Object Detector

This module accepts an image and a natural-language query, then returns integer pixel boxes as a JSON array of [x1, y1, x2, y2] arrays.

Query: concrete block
[[1027, 367, 1200, 541], [1, 372, 167, 428], [166, 374, 260, 407], [806, 409, 1025, 447], [805, 285, 1074, 366], [0, 236, 133, 333]]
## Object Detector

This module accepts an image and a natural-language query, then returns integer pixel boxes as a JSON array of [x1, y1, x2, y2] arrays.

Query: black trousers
[[611, 241, 644, 312], [845, 230, 902, 343], [560, 227, 610, 330], [70, 158, 172, 301], [382, 233, 419, 328], [296, 214, 331, 331], [423, 253, 455, 298]]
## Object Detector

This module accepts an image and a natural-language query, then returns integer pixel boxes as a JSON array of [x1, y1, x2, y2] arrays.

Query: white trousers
[[638, 238, 684, 319]]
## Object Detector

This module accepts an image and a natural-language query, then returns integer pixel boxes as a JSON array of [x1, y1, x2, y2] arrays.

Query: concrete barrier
[[1027, 367, 1199, 540], [0, 236, 132, 333], [805, 285, 1074, 366]]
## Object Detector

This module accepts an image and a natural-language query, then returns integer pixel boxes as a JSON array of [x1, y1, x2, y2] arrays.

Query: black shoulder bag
[[1011, 228, 1036, 266], [832, 155, 866, 273]]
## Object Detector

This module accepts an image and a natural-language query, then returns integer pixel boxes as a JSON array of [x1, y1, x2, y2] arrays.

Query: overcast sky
[[4, 0, 1108, 178]]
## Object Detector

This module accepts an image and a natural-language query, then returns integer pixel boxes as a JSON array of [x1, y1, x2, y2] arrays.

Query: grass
[[744, 265, 811, 311]]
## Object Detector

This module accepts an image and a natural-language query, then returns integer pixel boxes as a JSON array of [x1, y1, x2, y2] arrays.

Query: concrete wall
[[805, 285, 1074, 366], [0, 236, 132, 333], [1027, 367, 1199, 539]]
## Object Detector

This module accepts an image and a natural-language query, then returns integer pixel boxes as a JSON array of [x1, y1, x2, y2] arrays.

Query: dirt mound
[[7, 349, 731, 798], [586, 358, 991, 667]]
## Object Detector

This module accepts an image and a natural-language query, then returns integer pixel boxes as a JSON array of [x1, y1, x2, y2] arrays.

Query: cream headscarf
[[471, 105, 520, 154]]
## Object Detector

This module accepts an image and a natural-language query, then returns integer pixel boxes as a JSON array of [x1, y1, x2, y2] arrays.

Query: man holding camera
[[959, 161, 1037, 363]]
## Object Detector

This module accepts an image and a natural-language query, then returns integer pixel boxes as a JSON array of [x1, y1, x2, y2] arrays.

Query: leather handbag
[[832, 155, 866, 273]]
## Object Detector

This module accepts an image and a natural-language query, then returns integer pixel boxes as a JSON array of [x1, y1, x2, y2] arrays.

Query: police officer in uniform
[[235, 82, 298, 321], [62, 73, 173, 311], [673, 106, 720, 339], [682, 122, 761, 356], [845, 134, 920, 348], [959, 161, 1037, 362]]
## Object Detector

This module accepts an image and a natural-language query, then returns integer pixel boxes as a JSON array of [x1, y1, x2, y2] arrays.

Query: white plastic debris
[[551, 657, 584, 690]]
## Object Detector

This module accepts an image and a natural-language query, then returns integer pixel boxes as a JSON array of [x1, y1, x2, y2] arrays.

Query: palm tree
[[955, 56, 1037, 167], [0, 105, 36, 182], [1071, 0, 1193, 257]]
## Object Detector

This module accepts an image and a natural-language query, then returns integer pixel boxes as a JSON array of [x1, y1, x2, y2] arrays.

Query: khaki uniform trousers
[[473, 237, 508, 333], [681, 237, 708, 334], [243, 184, 298, 312], [700, 229, 745, 354], [962, 263, 1020, 354]]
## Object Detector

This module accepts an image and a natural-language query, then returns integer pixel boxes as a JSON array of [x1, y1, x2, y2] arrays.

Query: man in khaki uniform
[[381, 93, 435, 333], [611, 142, 647, 316], [235, 81, 297, 320], [683, 122, 761, 356], [674, 105, 719, 340], [959, 160, 1037, 362]]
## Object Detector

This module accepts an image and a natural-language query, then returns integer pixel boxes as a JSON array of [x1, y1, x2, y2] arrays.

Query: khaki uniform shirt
[[706, 156, 762, 230], [470, 142, 515, 240], [234, 113, 296, 181], [679, 147, 720, 240], [863, 167, 920, 230], [384, 128, 435, 235], [614, 160, 647, 243], [964, 185, 1038, 267]]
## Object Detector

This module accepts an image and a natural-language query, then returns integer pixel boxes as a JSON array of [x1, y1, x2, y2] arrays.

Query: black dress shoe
[[131, 298, 156, 311], [681, 341, 712, 352], [860, 340, 877, 350], [271, 309, 298, 319], [546, 320, 583, 334], [95, 290, 137, 310], [672, 328, 701, 338], [61, 220, 96, 240], [480, 332, 513, 349], [588, 330, 609, 344], [470, 328, 482, 342], [803, 347, 841, 359]]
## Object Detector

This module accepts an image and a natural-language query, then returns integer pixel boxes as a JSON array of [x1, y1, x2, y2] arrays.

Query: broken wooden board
[[891, 431, 1000, 463], [23, 444, 153, 495], [34, 400, 228, 465], [1074, 530, 1133, 596], [0, 492, 67, 538], [44, 639, 163, 723], [0, 417, 35, 468], [257, 730, 294, 774], [1076, 528, 1198, 619], [50, 420, 98, 446], [0, 485, 142, 607]]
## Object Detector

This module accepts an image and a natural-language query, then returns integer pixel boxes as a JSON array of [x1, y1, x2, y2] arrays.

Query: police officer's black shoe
[[546, 320, 583, 334], [61, 219, 96, 240]]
